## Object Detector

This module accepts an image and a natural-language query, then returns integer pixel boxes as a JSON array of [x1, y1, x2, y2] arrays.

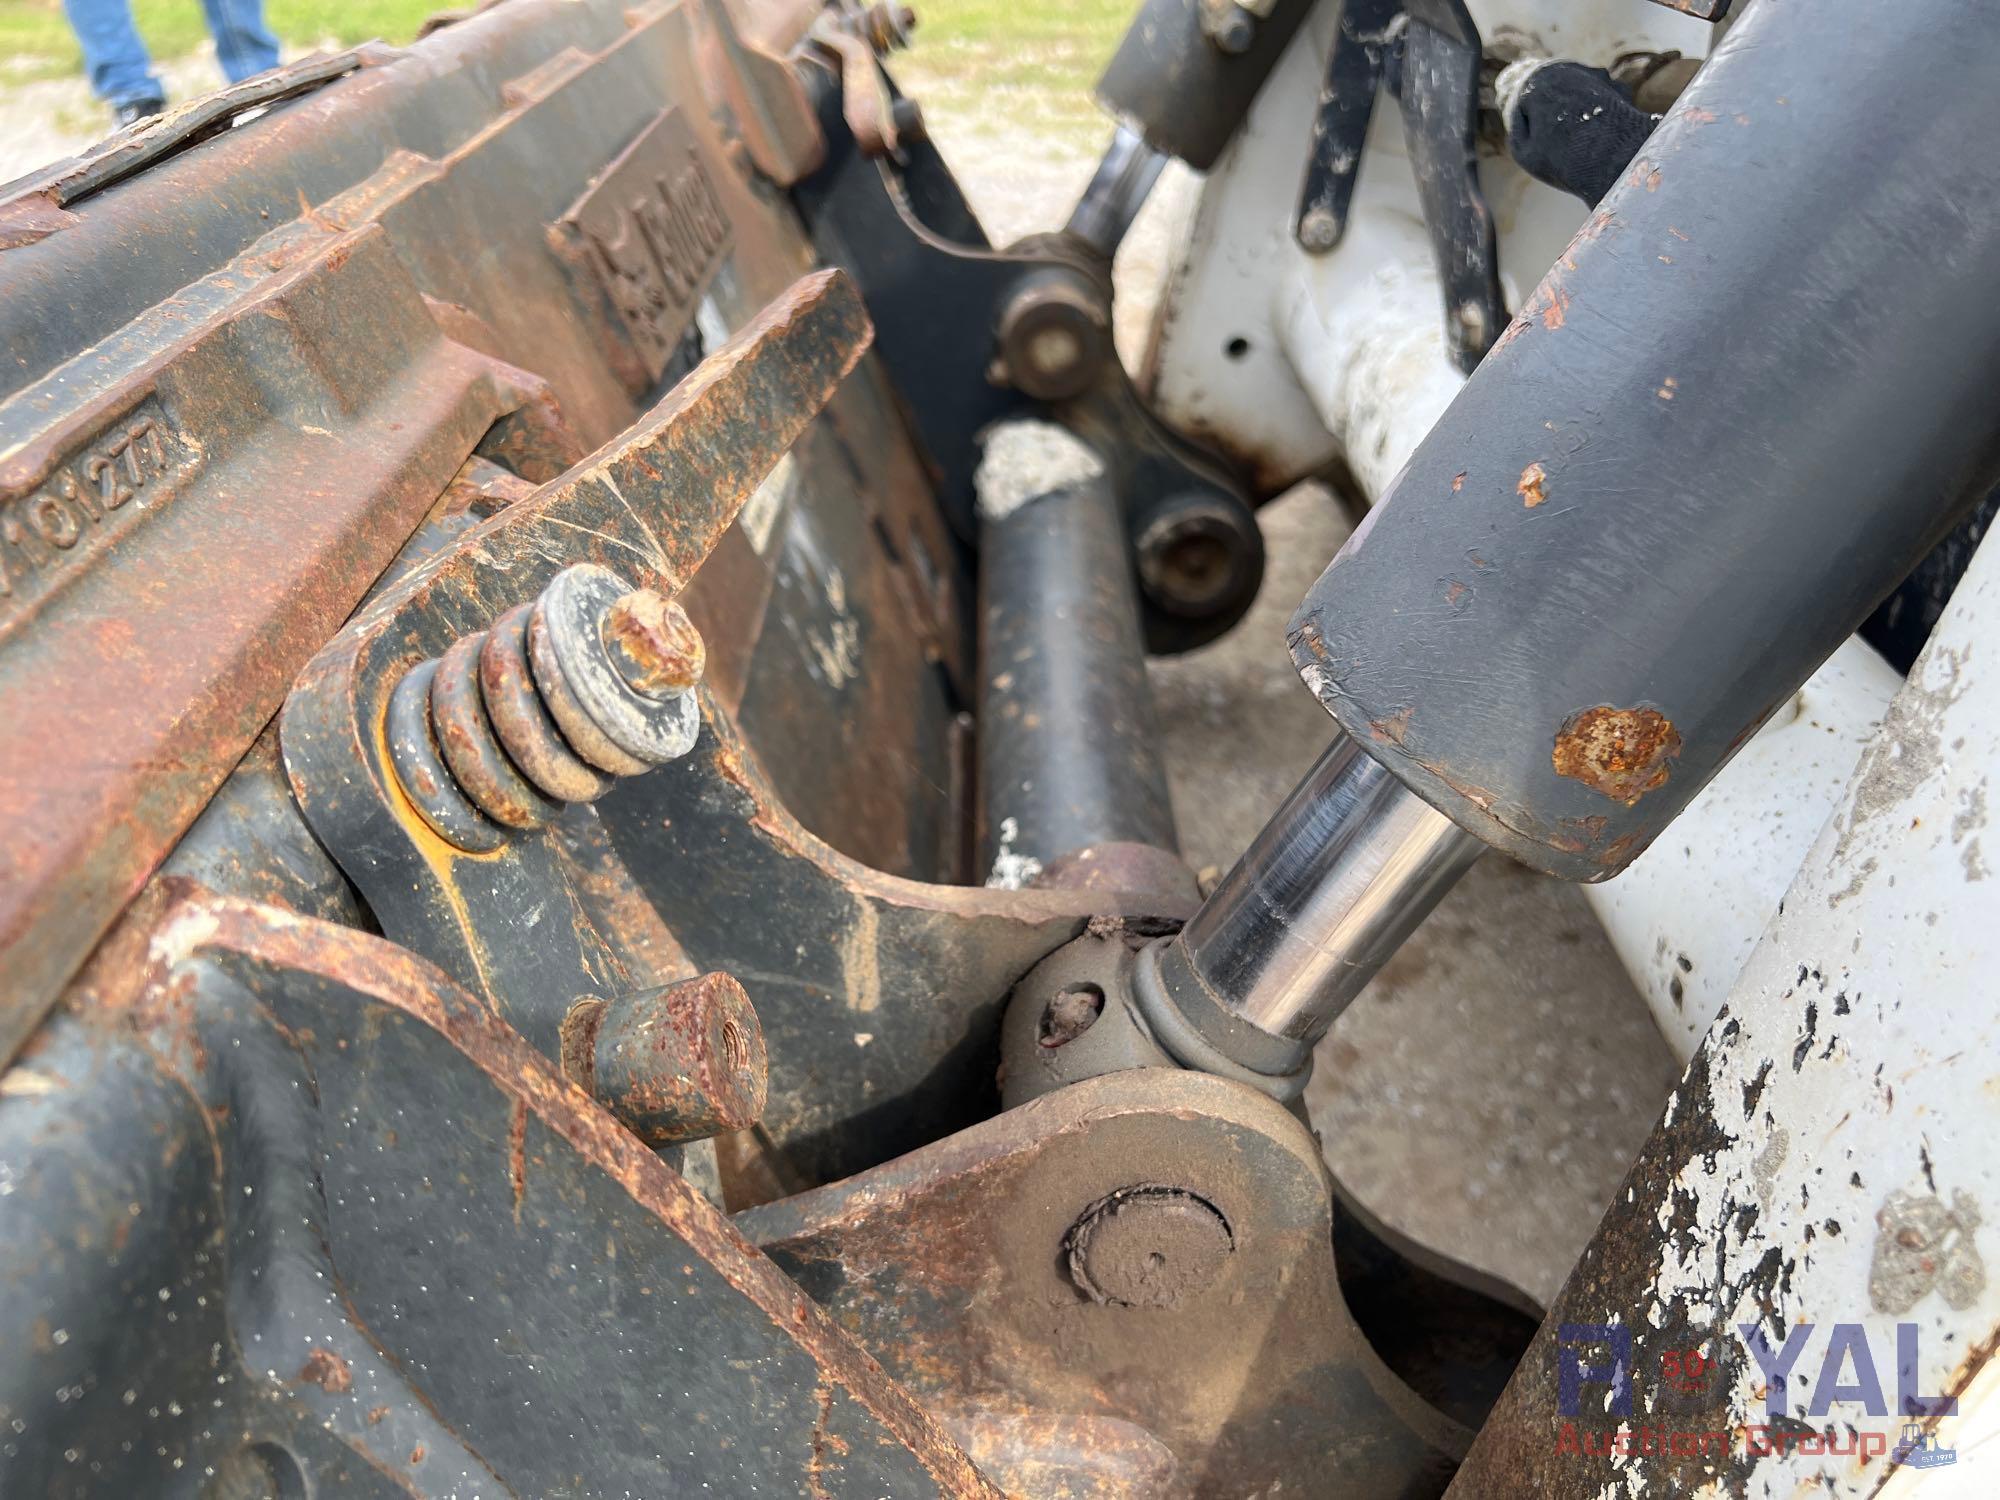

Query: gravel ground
[[0, 44, 1679, 1309]]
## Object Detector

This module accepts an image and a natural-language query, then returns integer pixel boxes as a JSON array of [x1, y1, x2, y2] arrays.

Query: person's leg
[[61, 0, 163, 109], [199, 0, 280, 85]]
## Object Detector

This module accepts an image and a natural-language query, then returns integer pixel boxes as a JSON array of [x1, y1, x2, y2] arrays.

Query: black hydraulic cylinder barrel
[[1095, 0, 1316, 171], [979, 472, 1184, 891], [1287, 0, 2000, 883]]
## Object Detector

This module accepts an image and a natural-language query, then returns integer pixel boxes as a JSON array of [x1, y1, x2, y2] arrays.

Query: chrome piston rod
[[1167, 734, 1482, 1047]]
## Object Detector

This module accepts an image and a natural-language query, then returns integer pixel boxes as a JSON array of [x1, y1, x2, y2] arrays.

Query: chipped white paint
[[1576, 534, 2000, 1495], [781, 510, 863, 691], [973, 420, 1104, 523], [802, 562, 861, 689], [838, 898, 882, 1014], [985, 816, 1044, 891]]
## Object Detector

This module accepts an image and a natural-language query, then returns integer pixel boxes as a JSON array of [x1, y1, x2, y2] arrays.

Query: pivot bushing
[[996, 271, 1111, 403]]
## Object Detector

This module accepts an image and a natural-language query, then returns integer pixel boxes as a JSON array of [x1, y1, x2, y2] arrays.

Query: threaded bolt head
[[599, 589, 706, 698], [1298, 206, 1341, 253], [1211, 7, 1255, 55]]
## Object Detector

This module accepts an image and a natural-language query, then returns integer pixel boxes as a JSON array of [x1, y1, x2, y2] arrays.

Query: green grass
[[909, 0, 1131, 92], [0, 0, 1134, 80], [899, 0, 1133, 141], [0, 0, 1131, 140], [0, 0, 440, 77]]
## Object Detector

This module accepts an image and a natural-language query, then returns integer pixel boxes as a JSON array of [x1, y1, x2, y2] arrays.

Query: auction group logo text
[[1555, 1322, 1957, 1469]]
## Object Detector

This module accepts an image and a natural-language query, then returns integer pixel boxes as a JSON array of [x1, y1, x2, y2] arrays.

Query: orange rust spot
[[298, 1348, 352, 1394], [367, 1405, 390, 1426], [1684, 106, 1718, 126], [1669, 225, 1690, 241], [1631, 161, 1662, 192], [411, 1446, 426, 1464], [1505, 275, 1576, 350], [508, 1098, 528, 1223], [1518, 463, 1548, 508], [1369, 707, 1415, 746], [1443, 579, 1468, 607], [1657, 376, 1678, 401], [710, 745, 764, 804], [1451, 471, 1466, 493], [1552, 706, 1682, 805]]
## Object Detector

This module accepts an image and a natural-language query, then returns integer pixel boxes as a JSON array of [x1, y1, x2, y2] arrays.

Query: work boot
[[114, 95, 166, 129]]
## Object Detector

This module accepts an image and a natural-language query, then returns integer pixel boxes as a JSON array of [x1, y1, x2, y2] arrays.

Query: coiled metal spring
[[386, 563, 705, 852]]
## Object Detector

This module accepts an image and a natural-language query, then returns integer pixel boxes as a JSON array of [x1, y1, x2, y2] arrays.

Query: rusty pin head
[[1066, 1186, 1234, 1309], [561, 973, 768, 1146], [599, 589, 707, 699]]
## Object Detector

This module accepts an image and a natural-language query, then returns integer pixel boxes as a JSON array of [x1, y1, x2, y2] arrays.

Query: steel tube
[[978, 467, 1186, 890], [1173, 734, 1481, 1042], [1065, 125, 1168, 257], [1094, 0, 1318, 170]]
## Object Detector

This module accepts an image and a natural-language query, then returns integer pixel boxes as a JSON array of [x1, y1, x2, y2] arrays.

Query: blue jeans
[[64, 0, 280, 107]]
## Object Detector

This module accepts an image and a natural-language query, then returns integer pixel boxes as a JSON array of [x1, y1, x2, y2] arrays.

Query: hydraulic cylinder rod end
[[1094, 0, 1320, 170], [1147, 734, 1481, 1069], [1287, 0, 2000, 883], [1066, 125, 1169, 257]]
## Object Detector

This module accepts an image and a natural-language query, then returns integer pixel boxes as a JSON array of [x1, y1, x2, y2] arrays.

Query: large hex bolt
[[560, 974, 769, 1147], [386, 564, 705, 851], [1065, 1186, 1235, 1309]]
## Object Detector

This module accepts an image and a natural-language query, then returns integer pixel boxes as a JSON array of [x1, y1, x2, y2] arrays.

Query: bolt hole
[[720, 1018, 749, 1074], [1039, 983, 1106, 1048], [1160, 533, 1232, 599], [1224, 335, 1251, 360]]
